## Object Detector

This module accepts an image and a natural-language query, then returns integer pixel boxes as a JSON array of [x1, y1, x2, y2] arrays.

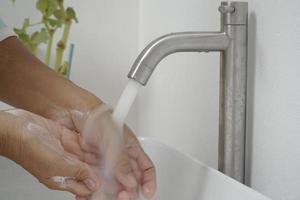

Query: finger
[[76, 197, 88, 200], [54, 155, 100, 192], [132, 147, 156, 198], [115, 153, 137, 189], [43, 141, 97, 186], [123, 126, 157, 198], [83, 151, 100, 165], [76, 196, 89, 200], [118, 190, 130, 200], [141, 166, 156, 198], [130, 159, 142, 183], [66, 179, 92, 196], [118, 188, 139, 200], [60, 128, 84, 160], [79, 133, 99, 155], [41, 177, 91, 196]]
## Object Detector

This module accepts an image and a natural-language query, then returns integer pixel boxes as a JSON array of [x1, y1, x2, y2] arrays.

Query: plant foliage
[[12, 0, 78, 76]]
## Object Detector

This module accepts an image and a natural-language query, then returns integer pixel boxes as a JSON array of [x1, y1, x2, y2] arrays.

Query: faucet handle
[[218, 5, 235, 14], [219, 2, 248, 25]]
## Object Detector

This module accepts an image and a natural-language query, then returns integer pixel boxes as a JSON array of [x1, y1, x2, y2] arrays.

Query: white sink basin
[[139, 137, 270, 200], [0, 137, 270, 200]]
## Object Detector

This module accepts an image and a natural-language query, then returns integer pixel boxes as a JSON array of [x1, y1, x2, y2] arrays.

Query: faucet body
[[128, 2, 248, 183]]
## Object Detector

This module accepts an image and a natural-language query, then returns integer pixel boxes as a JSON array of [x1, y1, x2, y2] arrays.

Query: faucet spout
[[128, 32, 230, 85]]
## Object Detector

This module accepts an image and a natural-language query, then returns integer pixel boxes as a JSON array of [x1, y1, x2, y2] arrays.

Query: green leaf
[[48, 18, 62, 27], [66, 7, 78, 22], [31, 28, 49, 45], [53, 10, 63, 20], [22, 18, 30, 29], [13, 28, 25, 35], [17, 32, 30, 43], [36, 0, 58, 17], [30, 31, 39, 42]]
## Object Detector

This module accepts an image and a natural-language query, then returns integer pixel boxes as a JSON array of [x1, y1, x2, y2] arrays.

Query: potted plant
[[12, 0, 78, 77]]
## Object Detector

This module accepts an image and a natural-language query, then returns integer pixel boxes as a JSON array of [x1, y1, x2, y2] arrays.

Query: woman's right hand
[[0, 109, 100, 197], [65, 105, 156, 200]]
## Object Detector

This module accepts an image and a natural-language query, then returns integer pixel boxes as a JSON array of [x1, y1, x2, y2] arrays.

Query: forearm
[[0, 37, 102, 118]]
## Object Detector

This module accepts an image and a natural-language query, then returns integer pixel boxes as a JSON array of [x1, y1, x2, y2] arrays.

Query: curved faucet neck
[[128, 32, 230, 85]]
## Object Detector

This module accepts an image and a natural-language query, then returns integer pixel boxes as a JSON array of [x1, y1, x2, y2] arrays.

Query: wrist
[[0, 111, 22, 159], [68, 88, 103, 113], [44, 87, 103, 130], [43, 80, 103, 118]]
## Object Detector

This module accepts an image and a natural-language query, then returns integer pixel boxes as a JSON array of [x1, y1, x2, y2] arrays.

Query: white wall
[[1, 0, 300, 200], [246, 1, 300, 199]]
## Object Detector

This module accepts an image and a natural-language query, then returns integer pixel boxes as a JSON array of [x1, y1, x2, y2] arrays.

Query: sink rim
[[138, 136, 271, 200]]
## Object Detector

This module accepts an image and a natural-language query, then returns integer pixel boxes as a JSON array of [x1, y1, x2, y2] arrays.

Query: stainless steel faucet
[[128, 1, 248, 183]]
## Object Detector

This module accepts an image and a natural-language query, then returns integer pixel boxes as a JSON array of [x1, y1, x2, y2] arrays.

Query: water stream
[[86, 79, 144, 200], [112, 79, 145, 200], [112, 79, 146, 200], [112, 79, 141, 127]]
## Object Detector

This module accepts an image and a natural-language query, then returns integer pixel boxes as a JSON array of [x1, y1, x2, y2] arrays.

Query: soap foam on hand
[[81, 80, 143, 200]]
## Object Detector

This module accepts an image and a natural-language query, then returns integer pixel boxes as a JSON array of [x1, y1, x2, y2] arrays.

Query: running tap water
[[84, 79, 142, 200], [112, 79, 141, 127]]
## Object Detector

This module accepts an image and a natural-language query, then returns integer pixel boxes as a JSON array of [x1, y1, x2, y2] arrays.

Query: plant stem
[[54, 20, 71, 71], [42, 18, 54, 65], [44, 32, 53, 65], [58, 1, 66, 18]]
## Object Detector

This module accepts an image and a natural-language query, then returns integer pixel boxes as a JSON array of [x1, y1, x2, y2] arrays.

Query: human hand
[[0, 109, 100, 197], [51, 105, 156, 200], [78, 105, 139, 200]]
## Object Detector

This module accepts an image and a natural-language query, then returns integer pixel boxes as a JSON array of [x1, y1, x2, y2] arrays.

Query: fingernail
[[143, 186, 154, 198], [84, 179, 97, 191], [144, 187, 150, 194], [118, 191, 130, 200], [127, 174, 137, 187]]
